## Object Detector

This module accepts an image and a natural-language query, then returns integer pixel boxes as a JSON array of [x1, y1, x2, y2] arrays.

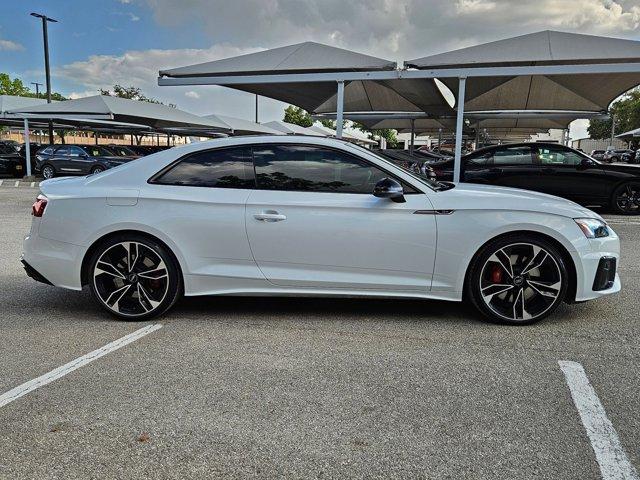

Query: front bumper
[[573, 229, 621, 302]]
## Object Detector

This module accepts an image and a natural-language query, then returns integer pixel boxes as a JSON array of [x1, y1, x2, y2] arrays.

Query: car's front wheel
[[612, 182, 640, 215], [41, 165, 55, 179], [90, 165, 105, 175], [467, 235, 569, 325], [88, 234, 182, 320]]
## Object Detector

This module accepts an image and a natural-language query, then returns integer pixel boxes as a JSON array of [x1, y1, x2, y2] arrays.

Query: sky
[[2, 0, 640, 140]]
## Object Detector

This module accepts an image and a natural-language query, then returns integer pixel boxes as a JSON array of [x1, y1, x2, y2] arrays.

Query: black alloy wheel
[[468, 236, 568, 325], [88, 234, 182, 320], [41, 165, 55, 179], [612, 182, 640, 215]]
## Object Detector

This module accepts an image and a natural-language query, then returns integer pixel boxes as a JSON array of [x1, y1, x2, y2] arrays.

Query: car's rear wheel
[[467, 235, 568, 325], [41, 165, 55, 179], [612, 182, 640, 215], [88, 234, 182, 320], [90, 165, 105, 175]]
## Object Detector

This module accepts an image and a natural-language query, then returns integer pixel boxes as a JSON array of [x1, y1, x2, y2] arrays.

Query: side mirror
[[373, 177, 405, 203], [581, 158, 595, 167]]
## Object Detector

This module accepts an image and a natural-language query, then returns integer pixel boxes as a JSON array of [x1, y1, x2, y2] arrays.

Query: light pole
[[31, 82, 43, 98], [30, 12, 58, 145]]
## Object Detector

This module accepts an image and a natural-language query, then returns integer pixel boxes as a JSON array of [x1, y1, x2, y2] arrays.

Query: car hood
[[431, 182, 602, 220], [600, 163, 640, 174]]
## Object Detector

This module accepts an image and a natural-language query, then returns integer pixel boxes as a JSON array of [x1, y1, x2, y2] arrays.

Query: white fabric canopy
[[160, 42, 452, 116], [7, 95, 230, 133], [263, 120, 326, 136], [406, 31, 640, 112], [203, 114, 282, 135]]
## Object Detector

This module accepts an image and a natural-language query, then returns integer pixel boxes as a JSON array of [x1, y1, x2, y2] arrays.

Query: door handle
[[253, 211, 287, 222]]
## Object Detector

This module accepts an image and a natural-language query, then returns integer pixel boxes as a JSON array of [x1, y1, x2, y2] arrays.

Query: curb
[[0, 180, 41, 189]]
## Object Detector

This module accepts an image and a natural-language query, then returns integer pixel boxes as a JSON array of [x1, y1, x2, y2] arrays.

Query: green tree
[[352, 122, 396, 148], [99, 84, 174, 106], [589, 88, 640, 145], [283, 105, 313, 127], [0, 73, 66, 100], [0, 73, 30, 96]]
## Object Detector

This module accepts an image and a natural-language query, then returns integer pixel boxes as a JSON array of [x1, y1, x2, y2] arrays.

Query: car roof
[[465, 142, 575, 156]]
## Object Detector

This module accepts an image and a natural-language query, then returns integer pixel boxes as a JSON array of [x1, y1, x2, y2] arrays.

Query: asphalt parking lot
[[0, 185, 639, 479]]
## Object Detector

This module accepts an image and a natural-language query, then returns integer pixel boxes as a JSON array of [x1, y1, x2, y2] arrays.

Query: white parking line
[[559, 361, 639, 480], [0, 324, 162, 409]]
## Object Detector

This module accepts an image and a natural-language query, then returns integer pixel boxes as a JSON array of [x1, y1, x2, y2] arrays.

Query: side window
[[493, 146, 533, 165], [55, 146, 71, 156], [152, 147, 254, 189], [40, 147, 54, 155], [69, 147, 85, 157], [466, 151, 493, 167], [252, 145, 395, 194], [536, 146, 584, 166]]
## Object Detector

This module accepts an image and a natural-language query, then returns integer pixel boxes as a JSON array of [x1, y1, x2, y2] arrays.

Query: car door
[[68, 146, 95, 174], [245, 144, 438, 292], [50, 146, 77, 174], [534, 145, 609, 204], [483, 145, 542, 191], [147, 146, 260, 285]]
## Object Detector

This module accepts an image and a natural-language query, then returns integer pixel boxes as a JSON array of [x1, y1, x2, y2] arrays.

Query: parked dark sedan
[[430, 142, 640, 214], [36, 144, 136, 179], [0, 143, 23, 177]]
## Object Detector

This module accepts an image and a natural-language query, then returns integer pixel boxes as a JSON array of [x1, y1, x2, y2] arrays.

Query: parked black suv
[[430, 142, 640, 214], [36, 144, 137, 179], [0, 143, 23, 177]]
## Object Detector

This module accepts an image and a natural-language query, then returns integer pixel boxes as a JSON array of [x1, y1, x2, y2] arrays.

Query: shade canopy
[[7, 95, 230, 134], [262, 120, 326, 136], [160, 41, 452, 116], [0, 95, 51, 113], [616, 128, 640, 139], [307, 124, 377, 145], [407, 31, 640, 111], [203, 113, 282, 135]]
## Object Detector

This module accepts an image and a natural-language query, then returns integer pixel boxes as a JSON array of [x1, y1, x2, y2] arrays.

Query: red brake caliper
[[491, 265, 503, 284]]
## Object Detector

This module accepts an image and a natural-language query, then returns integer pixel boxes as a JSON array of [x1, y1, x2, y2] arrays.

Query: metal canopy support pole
[[453, 76, 467, 183], [255, 94, 259, 123], [336, 80, 344, 139], [610, 113, 616, 147], [409, 119, 415, 156], [474, 122, 480, 149], [437, 128, 442, 152], [23, 119, 32, 178], [94, 132, 98, 145]]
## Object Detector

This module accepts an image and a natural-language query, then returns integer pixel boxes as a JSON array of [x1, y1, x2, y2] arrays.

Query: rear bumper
[[22, 233, 84, 291], [21, 259, 53, 285]]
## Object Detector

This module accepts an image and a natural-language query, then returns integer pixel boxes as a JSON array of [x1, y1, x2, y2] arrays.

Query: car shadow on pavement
[[175, 295, 484, 325]]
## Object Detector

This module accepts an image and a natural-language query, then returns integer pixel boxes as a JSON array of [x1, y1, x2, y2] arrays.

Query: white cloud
[[53, 0, 640, 127], [0, 39, 25, 51], [140, 0, 640, 59], [55, 44, 288, 122]]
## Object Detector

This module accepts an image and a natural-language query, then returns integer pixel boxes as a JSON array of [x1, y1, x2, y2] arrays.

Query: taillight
[[32, 194, 48, 217]]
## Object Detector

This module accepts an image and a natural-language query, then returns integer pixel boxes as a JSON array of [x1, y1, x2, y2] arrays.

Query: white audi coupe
[[22, 136, 620, 324]]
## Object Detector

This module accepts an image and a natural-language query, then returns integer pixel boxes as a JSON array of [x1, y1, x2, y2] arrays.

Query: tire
[[611, 182, 640, 215], [90, 165, 105, 175], [88, 234, 182, 320], [41, 164, 55, 179], [467, 235, 569, 325]]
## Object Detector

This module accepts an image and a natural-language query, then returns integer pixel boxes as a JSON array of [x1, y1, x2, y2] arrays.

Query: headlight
[[574, 218, 609, 238]]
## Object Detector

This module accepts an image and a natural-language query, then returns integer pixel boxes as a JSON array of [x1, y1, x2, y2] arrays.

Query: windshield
[[81, 146, 116, 157], [108, 146, 135, 156]]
